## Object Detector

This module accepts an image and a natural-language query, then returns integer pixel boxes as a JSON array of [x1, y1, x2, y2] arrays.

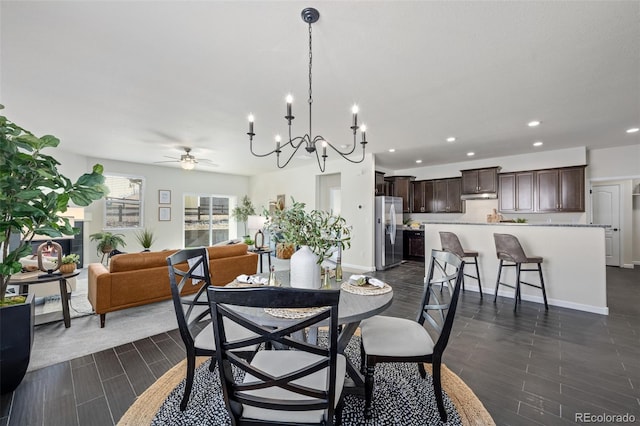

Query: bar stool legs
[[493, 233, 549, 312]]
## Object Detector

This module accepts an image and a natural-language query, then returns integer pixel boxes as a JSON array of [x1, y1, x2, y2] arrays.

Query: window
[[184, 194, 233, 247], [104, 174, 143, 229]]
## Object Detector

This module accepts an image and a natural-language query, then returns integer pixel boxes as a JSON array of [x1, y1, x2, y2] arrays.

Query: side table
[[8, 271, 80, 328], [250, 247, 273, 273]]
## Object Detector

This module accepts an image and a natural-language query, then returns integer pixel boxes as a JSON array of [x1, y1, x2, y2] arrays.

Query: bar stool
[[439, 231, 483, 298], [493, 233, 548, 311]]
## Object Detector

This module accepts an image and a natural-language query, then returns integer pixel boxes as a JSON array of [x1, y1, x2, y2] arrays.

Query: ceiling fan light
[[181, 159, 196, 170]]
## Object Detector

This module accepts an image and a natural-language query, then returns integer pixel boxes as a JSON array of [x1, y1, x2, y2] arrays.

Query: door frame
[[589, 177, 637, 269]]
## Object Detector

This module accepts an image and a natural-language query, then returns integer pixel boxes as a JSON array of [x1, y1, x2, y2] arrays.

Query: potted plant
[[0, 106, 107, 393], [231, 195, 256, 238], [89, 232, 126, 260], [135, 228, 155, 252], [264, 198, 351, 289], [57, 254, 80, 274]]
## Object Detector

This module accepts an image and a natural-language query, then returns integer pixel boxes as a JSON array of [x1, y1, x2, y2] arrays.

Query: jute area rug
[[119, 338, 494, 425]]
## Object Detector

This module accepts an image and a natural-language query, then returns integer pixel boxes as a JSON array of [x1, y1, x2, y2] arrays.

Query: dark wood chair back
[[419, 249, 465, 355], [208, 286, 341, 425]]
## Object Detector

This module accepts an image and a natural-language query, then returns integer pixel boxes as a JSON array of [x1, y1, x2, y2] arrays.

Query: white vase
[[290, 245, 321, 289]]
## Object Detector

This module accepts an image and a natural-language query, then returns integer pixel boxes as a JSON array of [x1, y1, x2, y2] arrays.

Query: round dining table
[[227, 272, 394, 391]]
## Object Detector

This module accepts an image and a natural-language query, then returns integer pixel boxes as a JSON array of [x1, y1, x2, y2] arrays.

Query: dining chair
[[439, 231, 483, 297], [166, 247, 257, 411], [493, 233, 548, 311], [359, 249, 465, 422], [208, 286, 345, 426]]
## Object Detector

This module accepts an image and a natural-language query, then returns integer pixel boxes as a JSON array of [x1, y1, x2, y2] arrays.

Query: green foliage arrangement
[[59, 254, 80, 265], [89, 232, 126, 255], [231, 195, 256, 236], [135, 228, 156, 250], [264, 198, 351, 264], [0, 105, 107, 302]]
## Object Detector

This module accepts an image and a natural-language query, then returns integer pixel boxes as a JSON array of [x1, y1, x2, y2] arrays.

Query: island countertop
[[422, 221, 607, 228], [422, 222, 607, 315]]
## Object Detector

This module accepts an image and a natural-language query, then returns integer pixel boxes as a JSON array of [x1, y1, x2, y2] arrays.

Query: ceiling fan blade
[[153, 160, 179, 164]]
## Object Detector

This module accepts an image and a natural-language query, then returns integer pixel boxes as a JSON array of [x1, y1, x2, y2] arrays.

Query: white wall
[[587, 144, 640, 266], [250, 154, 376, 271], [634, 179, 640, 265], [57, 152, 251, 264]]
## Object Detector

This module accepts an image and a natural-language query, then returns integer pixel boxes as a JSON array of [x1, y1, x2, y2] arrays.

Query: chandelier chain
[[308, 23, 313, 106]]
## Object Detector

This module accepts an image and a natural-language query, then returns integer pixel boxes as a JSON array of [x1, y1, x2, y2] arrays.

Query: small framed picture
[[159, 190, 171, 204], [159, 207, 171, 221]]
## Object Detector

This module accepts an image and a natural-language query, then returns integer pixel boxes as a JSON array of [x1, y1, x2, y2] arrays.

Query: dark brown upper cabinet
[[411, 180, 434, 213], [535, 166, 585, 212], [375, 171, 386, 196], [385, 176, 415, 212], [499, 172, 534, 213], [433, 178, 464, 213], [461, 167, 500, 195]]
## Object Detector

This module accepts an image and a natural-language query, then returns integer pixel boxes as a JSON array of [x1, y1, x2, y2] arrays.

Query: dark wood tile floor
[[2, 262, 639, 425]]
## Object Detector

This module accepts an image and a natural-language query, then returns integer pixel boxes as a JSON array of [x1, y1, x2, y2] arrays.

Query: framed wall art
[[159, 190, 171, 204], [159, 207, 171, 221]]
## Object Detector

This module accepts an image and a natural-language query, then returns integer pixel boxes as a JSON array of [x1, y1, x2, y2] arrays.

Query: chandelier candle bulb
[[352, 105, 359, 128], [361, 124, 367, 142], [248, 114, 254, 135], [286, 94, 293, 118]]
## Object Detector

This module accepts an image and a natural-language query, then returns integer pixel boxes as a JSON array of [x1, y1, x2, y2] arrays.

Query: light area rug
[[29, 270, 180, 372], [119, 359, 493, 426]]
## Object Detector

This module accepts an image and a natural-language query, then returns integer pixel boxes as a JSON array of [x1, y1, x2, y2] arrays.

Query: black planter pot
[[0, 293, 35, 394]]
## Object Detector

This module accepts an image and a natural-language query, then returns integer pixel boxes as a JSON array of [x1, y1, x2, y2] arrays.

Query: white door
[[592, 185, 620, 266]]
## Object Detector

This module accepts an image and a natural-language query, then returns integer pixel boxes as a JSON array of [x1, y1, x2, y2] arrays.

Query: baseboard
[[622, 263, 635, 269], [495, 290, 609, 315], [342, 262, 374, 273]]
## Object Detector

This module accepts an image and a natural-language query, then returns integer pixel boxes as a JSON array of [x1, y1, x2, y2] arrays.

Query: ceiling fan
[[154, 147, 217, 170]]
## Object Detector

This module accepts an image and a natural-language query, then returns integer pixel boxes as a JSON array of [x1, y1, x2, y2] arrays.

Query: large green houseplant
[[0, 106, 107, 392]]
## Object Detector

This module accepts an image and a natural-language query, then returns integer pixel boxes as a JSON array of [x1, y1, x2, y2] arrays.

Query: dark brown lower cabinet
[[404, 230, 424, 260]]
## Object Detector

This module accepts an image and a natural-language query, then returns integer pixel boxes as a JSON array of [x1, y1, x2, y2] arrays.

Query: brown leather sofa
[[88, 244, 258, 327]]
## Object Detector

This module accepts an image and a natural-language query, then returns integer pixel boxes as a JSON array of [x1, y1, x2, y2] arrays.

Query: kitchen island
[[423, 222, 608, 315]]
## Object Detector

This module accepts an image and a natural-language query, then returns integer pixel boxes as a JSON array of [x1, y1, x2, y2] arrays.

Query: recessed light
[[627, 127, 639, 133], [533, 141, 543, 147], [446, 137, 456, 143], [528, 120, 541, 127], [467, 152, 475, 157], [416, 160, 422, 164], [388, 148, 396, 153]]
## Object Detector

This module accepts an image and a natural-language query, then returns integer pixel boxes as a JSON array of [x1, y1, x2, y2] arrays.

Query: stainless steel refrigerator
[[375, 196, 404, 270]]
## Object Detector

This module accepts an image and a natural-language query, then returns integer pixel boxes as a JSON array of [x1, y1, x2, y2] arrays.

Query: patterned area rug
[[119, 334, 494, 425]]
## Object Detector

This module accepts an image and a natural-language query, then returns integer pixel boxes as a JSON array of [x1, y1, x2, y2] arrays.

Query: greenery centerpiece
[[264, 198, 351, 263], [264, 198, 351, 289], [231, 195, 256, 238], [0, 105, 107, 392]]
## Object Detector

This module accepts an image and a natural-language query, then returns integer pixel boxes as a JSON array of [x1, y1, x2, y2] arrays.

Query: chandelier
[[246, 7, 368, 173]]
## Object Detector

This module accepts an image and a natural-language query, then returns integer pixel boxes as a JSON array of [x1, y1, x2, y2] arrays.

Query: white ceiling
[[2, 1, 639, 176]]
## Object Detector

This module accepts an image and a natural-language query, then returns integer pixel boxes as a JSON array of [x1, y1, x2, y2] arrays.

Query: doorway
[[591, 184, 621, 266], [317, 173, 341, 213]]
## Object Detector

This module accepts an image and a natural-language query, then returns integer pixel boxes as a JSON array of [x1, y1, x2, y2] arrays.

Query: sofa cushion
[[109, 250, 178, 273], [206, 244, 249, 260]]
